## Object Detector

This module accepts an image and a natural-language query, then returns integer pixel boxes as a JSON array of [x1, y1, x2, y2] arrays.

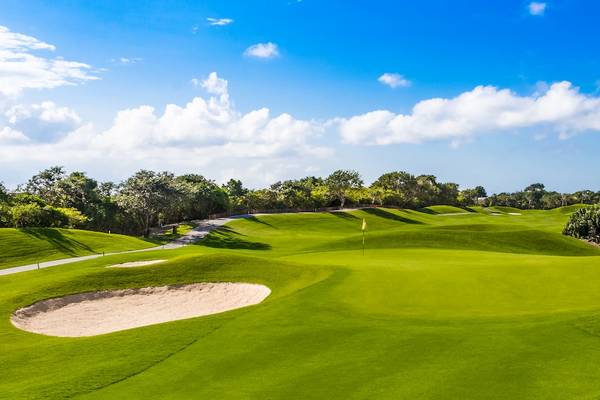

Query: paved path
[[0, 216, 239, 277]]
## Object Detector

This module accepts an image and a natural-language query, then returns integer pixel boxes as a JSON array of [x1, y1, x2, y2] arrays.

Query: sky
[[0, 0, 599, 193]]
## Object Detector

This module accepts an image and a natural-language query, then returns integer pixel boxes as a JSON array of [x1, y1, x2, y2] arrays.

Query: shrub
[[10, 203, 87, 228], [563, 205, 600, 243]]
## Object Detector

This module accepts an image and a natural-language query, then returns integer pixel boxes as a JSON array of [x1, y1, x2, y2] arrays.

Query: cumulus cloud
[[528, 2, 547, 16], [0, 72, 331, 187], [0, 25, 98, 96], [207, 17, 234, 26], [0, 126, 28, 143], [4, 101, 81, 141], [244, 42, 279, 59], [191, 72, 228, 96], [337, 81, 600, 145], [378, 73, 411, 88]]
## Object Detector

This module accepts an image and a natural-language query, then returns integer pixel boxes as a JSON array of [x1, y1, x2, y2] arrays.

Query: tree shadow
[[244, 215, 274, 227], [362, 208, 424, 224], [415, 207, 437, 215], [198, 227, 271, 250], [328, 211, 359, 220], [19, 228, 96, 255]]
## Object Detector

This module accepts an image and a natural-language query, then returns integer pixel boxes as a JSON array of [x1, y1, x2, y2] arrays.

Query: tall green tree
[[325, 170, 363, 208], [24, 166, 66, 205], [116, 170, 178, 236]]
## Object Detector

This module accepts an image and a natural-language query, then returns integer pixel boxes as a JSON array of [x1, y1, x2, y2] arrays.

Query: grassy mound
[[0, 228, 154, 270]]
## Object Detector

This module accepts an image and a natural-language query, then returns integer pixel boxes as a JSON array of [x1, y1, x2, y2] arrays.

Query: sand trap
[[508, 212, 522, 215], [106, 260, 167, 268], [11, 283, 271, 337]]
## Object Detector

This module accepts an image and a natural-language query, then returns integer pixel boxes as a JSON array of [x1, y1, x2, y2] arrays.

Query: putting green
[[2, 207, 600, 399]]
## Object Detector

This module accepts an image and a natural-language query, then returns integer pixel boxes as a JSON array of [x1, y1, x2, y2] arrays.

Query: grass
[[2, 207, 600, 399], [0, 228, 155, 270], [146, 223, 196, 245]]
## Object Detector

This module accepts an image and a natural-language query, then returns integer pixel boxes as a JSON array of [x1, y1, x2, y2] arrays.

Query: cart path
[[0, 216, 239, 277]]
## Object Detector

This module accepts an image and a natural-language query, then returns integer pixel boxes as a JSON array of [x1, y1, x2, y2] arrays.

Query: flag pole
[[362, 229, 365, 256], [361, 218, 366, 256]]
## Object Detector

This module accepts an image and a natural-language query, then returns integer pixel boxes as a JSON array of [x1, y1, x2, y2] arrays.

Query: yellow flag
[[361, 218, 367, 231]]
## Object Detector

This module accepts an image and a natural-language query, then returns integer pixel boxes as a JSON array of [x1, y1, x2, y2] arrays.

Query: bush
[[10, 203, 87, 228], [563, 205, 600, 243]]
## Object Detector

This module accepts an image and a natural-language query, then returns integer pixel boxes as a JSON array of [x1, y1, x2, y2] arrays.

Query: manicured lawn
[[2, 207, 600, 399], [0, 228, 155, 270]]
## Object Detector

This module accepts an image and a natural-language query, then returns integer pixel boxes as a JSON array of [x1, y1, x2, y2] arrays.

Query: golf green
[[2, 206, 600, 399]]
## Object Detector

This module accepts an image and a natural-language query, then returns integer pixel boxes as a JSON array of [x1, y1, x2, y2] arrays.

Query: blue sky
[[0, 0, 599, 192]]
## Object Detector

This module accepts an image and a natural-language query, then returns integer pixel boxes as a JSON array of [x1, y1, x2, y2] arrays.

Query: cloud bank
[[337, 82, 600, 145]]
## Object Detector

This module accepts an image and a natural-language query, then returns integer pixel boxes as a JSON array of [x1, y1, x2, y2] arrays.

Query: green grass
[[146, 223, 196, 245], [0, 228, 155, 270], [2, 207, 600, 399]]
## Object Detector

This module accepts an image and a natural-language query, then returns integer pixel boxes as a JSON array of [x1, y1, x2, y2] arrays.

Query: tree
[[371, 171, 417, 207], [563, 205, 600, 243], [24, 166, 66, 205], [524, 183, 546, 209], [460, 186, 487, 206], [175, 174, 228, 219], [325, 170, 363, 208], [0, 182, 8, 204], [224, 179, 248, 212], [116, 170, 177, 236]]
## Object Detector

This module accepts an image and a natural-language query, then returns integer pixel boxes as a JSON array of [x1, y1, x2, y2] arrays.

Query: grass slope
[[2, 207, 600, 399], [0, 228, 154, 270]]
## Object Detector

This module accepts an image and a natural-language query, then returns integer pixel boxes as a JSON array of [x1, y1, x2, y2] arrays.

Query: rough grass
[[0, 228, 154, 270], [2, 207, 600, 399]]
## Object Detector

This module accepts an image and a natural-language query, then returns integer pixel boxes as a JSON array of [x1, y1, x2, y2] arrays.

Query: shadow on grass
[[245, 215, 274, 227], [329, 211, 359, 220], [19, 228, 95, 255], [198, 227, 271, 250], [415, 207, 437, 215], [362, 208, 424, 224]]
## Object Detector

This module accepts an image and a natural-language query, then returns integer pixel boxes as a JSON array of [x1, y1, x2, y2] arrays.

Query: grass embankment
[[0, 228, 154, 270], [2, 206, 600, 399]]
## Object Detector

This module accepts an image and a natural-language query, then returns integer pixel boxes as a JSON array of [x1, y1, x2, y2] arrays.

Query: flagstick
[[362, 230, 365, 256]]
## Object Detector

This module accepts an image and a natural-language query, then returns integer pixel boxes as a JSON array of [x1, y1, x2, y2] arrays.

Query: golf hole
[[11, 283, 271, 337]]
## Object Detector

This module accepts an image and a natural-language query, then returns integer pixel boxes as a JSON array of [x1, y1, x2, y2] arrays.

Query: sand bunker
[[107, 260, 166, 268], [11, 283, 271, 337], [508, 212, 522, 215]]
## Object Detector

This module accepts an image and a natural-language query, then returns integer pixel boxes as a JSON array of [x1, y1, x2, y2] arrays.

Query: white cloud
[[337, 81, 600, 145], [191, 72, 228, 96], [0, 25, 98, 96], [528, 2, 547, 16], [207, 17, 234, 26], [0, 72, 331, 187], [0, 126, 28, 143], [244, 42, 279, 59], [378, 73, 411, 88], [113, 57, 142, 65], [4, 101, 81, 141]]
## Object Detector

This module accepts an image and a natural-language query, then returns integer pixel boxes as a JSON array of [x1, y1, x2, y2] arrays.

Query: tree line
[[0, 167, 598, 236]]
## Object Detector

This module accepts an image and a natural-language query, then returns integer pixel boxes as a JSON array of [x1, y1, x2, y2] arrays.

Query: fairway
[[0, 228, 155, 270], [3, 207, 600, 399]]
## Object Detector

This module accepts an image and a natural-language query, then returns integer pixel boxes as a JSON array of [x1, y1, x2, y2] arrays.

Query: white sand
[[508, 212, 522, 215], [11, 283, 271, 337], [106, 260, 167, 268]]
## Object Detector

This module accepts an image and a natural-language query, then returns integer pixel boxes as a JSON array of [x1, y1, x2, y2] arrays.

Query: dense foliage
[[0, 166, 598, 235], [563, 205, 600, 243]]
